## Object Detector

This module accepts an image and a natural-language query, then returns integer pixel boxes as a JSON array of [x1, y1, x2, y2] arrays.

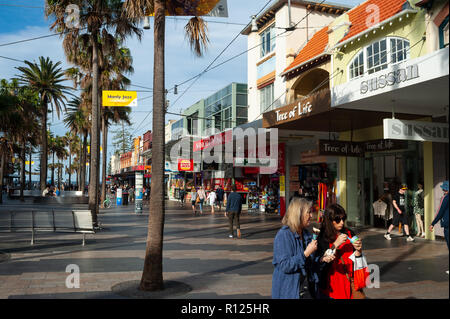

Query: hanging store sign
[[178, 159, 194, 172], [193, 130, 232, 152], [363, 139, 408, 152], [263, 89, 330, 128], [318, 140, 364, 157], [383, 119, 449, 143], [102, 90, 137, 107], [318, 138, 409, 157]]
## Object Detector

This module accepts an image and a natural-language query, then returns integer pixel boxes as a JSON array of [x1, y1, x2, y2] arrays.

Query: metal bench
[[9, 190, 42, 199], [0, 210, 95, 246]]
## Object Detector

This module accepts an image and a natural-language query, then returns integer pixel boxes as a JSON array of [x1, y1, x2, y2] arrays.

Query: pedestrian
[[225, 185, 243, 238], [42, 186, 50, 197], [384, 184, 415, 241], [179, 188, 186, 207], [414, 182, 425, 238], [207, 188, 217, 214], [129, 187, 135, 203], [197, 186, 206, 215], [430, 181, 449, 255], [317, 204, 366, 299], [216, 185, 224, 212], [272, 197, 319, 299], [191, 187, 198, 216]]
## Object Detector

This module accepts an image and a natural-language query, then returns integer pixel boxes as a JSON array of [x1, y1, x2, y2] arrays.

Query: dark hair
[[231, 184, 237, 192], [320, 204, 347, 243]]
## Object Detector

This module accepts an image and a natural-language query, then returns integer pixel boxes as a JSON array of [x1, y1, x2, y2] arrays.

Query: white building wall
[[111, 155, 120, 175]]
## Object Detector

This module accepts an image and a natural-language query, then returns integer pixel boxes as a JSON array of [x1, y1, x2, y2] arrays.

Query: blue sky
[[0, 0, 364, 177]]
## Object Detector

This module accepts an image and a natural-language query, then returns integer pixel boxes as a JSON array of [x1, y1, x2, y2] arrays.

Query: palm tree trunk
[[140, 0, 166, 292], [29, 147, 32, 189], [40, 102, 48, 192], [51, 152, 55, 186], [101, 115, 108, 206], [88, 32, 100, 227], [20, 143, 26, 202], [68, 148, 72, 190], [0, 151, 5, 204], [80, 132, 87, 192]]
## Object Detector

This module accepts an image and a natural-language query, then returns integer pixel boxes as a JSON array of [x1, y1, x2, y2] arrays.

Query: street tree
[[122, 0, 209, 291], [15, 57, 72, 192], [46, 0, 142, 227]]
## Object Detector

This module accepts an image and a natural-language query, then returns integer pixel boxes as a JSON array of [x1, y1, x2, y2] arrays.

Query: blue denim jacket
[[272, 226, 319, 299]]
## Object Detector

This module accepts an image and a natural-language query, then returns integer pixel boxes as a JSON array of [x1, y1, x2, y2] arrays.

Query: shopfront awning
[[262, 88, 428, 132]]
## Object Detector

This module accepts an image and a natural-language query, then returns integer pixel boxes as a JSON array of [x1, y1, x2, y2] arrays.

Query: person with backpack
[[197, 186, 206, 215], [225, 185, 243, 238], [190, 187, 198, 216], [216, 186, 224, 212]]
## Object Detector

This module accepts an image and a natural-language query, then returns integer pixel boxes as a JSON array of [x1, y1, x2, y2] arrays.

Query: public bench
[[9, 190, 89, 204], [0, 210, 95, 246], [9, 190, 41, 198]]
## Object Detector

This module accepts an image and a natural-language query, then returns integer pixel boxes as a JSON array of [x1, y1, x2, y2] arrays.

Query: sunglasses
[[333, 216, 347, 223]]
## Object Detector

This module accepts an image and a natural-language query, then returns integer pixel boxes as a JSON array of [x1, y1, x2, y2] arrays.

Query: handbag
[[340, 256, 366, 299]]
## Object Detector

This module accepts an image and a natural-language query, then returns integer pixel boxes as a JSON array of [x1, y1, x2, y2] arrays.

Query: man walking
[[430, 181, 449, 274], [216, 186, 224, 212], [226, 185, 243, 239], [384, 184, 414, 242]]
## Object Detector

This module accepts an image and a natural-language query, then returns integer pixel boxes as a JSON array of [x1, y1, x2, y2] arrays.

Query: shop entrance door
[[365, 142, 423, 228]]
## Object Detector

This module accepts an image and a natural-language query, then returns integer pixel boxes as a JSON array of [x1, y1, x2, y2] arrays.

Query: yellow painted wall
[[423, 141, 436, 240], [330, 1, 428, 87]]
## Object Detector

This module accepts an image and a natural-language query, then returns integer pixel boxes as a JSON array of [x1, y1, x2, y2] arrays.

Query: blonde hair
[[282, 197, 312, 233]]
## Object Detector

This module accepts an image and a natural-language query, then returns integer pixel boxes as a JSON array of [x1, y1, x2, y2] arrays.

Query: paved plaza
[[0, 197, 448, 299]]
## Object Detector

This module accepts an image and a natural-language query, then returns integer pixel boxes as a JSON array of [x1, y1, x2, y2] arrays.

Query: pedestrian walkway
[[0, 200, 448, 299]]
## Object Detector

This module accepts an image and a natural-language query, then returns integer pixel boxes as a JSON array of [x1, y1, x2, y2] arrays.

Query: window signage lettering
[[360, 64, 419, 94]]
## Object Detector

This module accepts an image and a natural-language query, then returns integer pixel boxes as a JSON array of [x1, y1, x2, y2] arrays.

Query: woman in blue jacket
[[272, 197, 322, 299]]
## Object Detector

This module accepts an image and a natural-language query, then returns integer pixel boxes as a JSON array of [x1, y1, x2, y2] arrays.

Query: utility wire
[[168, 0, 275, 111]]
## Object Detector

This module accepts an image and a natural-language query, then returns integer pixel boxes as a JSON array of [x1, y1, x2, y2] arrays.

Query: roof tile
[[340, 0, 407, 43], [283, 26, 329, 74]]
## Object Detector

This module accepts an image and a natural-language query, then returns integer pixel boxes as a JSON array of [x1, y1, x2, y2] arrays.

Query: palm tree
[[63, 97, 90, 192], [54, 136, 68, 189], [46, 0, 142, 227], [122, 0, 209, 291], [0, 79, 40, 202], [65, 131, 81, 190], [16, 57, 72, 192], [100, 44, 134, 205]]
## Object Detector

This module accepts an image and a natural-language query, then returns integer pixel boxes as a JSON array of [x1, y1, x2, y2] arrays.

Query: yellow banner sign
[[102, 90, 137, 107]]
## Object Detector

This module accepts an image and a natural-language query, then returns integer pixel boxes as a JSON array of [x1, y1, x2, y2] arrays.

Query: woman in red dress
[[317, 204, 364, 299]]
